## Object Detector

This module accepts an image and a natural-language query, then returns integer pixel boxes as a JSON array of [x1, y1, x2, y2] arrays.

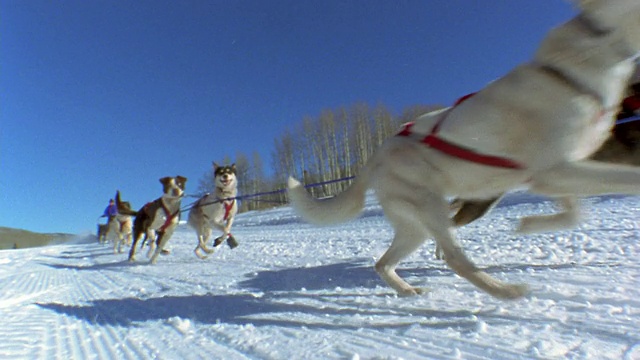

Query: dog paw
[[194, 250, 208, 260], [500, 283, 530, 300], [397, 287, 428, 297], [227, 235, 239, 249], [213, 236, 225, 247]]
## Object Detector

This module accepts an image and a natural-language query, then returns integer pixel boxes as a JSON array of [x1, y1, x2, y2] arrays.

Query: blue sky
[[1, 1, 575, 234]]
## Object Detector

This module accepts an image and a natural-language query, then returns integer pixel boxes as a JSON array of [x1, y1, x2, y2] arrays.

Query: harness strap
[[223, 199, 236, 221], [397, 98, 525, 170], [158, 201, 179, 232]]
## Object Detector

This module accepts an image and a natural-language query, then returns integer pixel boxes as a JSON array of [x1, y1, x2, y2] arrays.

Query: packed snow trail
[[0, 193, 639, 359]]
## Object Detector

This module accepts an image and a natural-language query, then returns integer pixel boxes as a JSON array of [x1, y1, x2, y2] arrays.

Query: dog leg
[[128, 234, 142, 262], [194, 229, 213, 259], [374, 189, 435, 296], [530, 161, 640, 197], [199, 227, 214, 254], [194, 247, 208, 259], [452, 196, 502, 227], [150, 229, 173, 264], [517, 196, 580, 234], [146, 231, 157, 258], [436, 196, 503, 259], [375, 228, 428, 296], [113, 236, 120, 254], [149, 232, 165, 264], [421, 194, 529, 300]]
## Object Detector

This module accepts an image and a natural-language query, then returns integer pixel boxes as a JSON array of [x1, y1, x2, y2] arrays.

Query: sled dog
[[288, 1, 640, 299], [97, 224, 108, 243], [118, 176, 187, 264], [188, 163, 239, 259], [105, 191, 134, 254]]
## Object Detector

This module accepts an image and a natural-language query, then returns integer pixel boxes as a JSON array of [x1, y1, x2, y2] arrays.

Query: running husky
[[288, 1, 640, 299], [118, 176, 187, 264], [188, 163, 239, 259]]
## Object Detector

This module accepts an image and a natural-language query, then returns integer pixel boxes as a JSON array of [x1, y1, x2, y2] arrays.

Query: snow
[[1, 192, 639, 360]]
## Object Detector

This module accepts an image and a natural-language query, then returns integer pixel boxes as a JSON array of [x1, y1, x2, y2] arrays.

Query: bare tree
[[372, 103, 394, 146], [235, 152, 251, 212], [351, 103, 372, 170]]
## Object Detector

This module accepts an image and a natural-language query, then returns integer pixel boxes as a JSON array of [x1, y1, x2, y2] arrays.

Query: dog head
[[160, 176, 187, 198], [213, 162, 237, 190]]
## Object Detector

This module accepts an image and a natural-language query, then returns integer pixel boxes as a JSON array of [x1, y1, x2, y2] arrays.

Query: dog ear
[[176, 175, 188, 184], [212, 162, 220, 170], [159, 177, 171, 185]]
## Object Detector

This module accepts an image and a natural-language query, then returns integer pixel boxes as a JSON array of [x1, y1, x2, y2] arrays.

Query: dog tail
[[287, 173, 369, 226], [115, 191, 138, 216]]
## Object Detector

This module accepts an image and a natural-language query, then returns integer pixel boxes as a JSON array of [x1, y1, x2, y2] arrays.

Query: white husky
[[288, 0, 640, 299], [188, 163, 239, 259]]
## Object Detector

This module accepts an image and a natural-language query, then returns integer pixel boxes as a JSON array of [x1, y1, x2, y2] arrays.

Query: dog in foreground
[[117, 176, 187, 264], [288, 1, 640, 300], [188, 163, 239, 259]]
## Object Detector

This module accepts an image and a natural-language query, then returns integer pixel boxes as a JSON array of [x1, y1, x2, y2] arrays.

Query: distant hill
[[0, 227, 76, 250]]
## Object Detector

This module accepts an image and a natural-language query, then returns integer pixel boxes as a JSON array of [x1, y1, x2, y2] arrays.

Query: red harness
[[397, 94, 525, 170], [149, 200, 178, 232], [222, 199, 236, 221]]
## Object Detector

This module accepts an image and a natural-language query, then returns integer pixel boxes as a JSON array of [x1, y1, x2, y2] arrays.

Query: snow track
[[1, 193, 639, 359]]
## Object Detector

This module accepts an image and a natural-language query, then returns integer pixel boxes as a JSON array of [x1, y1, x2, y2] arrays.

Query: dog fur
[[105, 191, 134, 254], [288, 1, 640, 300], [188, 163, 239, 259], [119, 176, 187, 264], [449, 119, 640, 239]]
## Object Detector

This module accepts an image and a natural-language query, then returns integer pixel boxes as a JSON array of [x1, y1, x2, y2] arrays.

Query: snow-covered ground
[[1, 192, 639, 360]]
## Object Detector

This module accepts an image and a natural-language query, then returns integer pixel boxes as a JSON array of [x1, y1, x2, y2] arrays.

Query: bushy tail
[[287, 175, 369, 226], [115, 191, 138, 216]]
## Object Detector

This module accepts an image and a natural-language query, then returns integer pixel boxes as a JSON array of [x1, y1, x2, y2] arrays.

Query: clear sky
[[1, 1, 576, 234]]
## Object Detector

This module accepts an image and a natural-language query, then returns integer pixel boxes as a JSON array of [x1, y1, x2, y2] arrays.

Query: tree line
[[198, 102, 442, 212]]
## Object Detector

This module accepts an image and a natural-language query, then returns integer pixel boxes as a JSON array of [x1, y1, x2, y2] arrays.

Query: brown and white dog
[[188, 163, 239, 259], [118, 176, 187, 264], [288, 1, 640, 300]]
